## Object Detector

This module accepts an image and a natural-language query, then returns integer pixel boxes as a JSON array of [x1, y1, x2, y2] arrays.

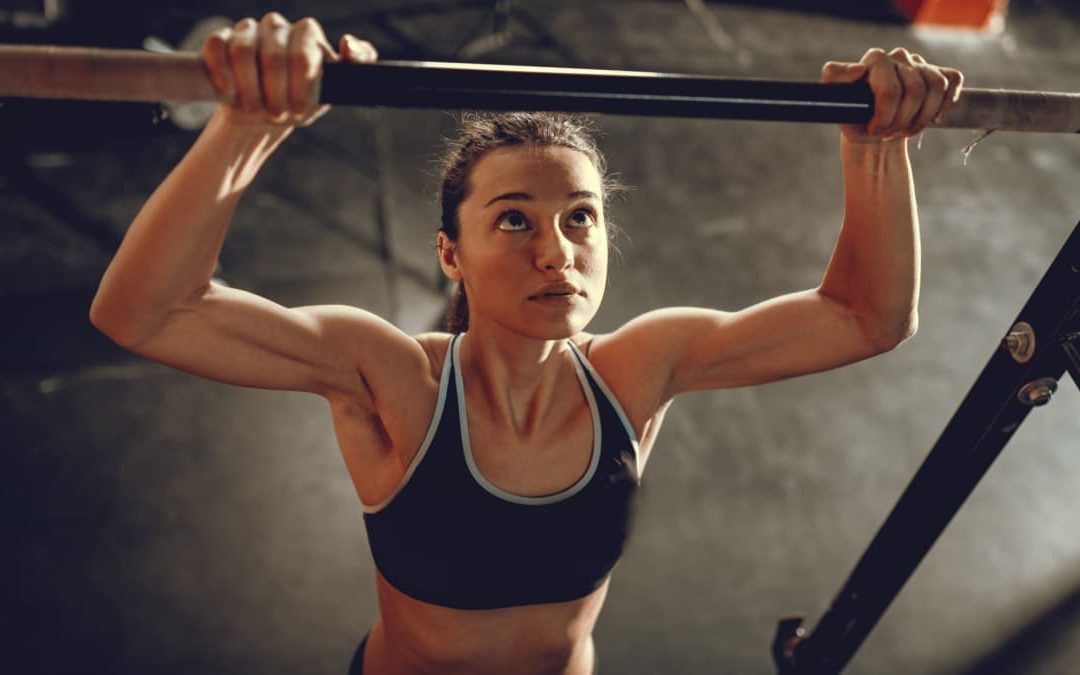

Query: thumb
[[821, 61, 867, 83], [339, 35, 378, 64]]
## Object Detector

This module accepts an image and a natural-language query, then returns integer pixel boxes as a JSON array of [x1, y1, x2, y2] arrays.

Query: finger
[[340, 35, 378, 64], [889, 63, 928, 135], [820, 60, 867, 84], [258, 12, 291, 119], [936, 67, 965, 123], [882, 48, 924, 134], [201, 27, 235, 102], [861, 49, 902, 135], [909, 65, 949, 133], [291, 16, 338, 64], [888, 46, 918, 67], [287, 18, 327, 117], [227, 18, 261, 112]]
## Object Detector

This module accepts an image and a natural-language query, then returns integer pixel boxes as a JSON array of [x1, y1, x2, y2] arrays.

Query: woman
[[89, 12, 963, 675]]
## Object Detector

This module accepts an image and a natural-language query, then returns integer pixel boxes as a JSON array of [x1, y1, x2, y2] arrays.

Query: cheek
[[579, 241, 608, 279], [457, 243, 525, 298]]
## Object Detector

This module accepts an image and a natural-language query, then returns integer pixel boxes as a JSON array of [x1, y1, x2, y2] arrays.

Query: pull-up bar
[[2, 45, 1080, 132]]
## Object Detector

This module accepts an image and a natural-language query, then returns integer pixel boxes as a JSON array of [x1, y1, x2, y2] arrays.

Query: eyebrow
[[483, 190, 600, 207]]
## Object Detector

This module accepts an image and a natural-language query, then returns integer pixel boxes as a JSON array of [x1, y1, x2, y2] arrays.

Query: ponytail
[[444, 284, 469, 334]]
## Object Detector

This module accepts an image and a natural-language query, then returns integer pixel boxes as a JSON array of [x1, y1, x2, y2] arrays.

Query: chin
[[524, 309, 594, 339]]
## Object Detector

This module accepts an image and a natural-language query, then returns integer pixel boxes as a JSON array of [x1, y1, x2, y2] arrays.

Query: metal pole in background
[[774, 220, 1080, 674]]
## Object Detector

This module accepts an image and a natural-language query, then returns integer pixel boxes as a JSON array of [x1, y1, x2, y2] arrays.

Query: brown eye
[[497, 210, 528, 231], [567, 209, 596, 229]]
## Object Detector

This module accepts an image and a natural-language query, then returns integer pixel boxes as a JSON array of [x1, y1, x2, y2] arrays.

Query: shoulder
[[414, 331, 456, 380], [302, 306, 448, 406], [573, 306, 737, 420], [569, 328, 671, 436], [578, 308, 713, 381]]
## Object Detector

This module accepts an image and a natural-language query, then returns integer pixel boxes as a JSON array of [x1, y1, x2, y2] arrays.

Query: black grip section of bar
[[320, 60, 874, 123]]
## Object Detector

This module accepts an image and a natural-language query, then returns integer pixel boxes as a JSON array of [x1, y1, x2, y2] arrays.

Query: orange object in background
[[892, 0, 1008, 30]]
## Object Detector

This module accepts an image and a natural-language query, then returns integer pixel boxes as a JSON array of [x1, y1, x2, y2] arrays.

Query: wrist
[[205, 106, 295, 150], [197, 107, 295, 197], [841, 133, 909, 170]]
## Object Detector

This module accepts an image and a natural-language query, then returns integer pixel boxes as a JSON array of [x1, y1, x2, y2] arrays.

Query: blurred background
[[3, 0, 1080, 673]]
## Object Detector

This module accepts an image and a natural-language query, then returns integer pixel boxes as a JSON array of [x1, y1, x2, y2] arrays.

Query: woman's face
[[441, 144, 608, 339]]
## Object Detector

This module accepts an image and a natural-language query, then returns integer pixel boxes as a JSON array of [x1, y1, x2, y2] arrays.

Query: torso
[[327, 332, 671, 674]]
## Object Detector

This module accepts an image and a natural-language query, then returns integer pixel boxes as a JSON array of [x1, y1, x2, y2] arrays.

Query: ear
[[437, 231, 463, 282]]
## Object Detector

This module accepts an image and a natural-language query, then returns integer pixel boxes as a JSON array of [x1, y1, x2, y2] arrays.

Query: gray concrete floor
[[3, 1, 1080, 673]]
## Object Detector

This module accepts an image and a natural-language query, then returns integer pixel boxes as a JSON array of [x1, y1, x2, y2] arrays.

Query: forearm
[[91, 107, 292, 343], [819, 135, 919, 347]]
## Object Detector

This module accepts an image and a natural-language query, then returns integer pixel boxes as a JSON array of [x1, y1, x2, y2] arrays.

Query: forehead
[[467, 145, 602, 200]]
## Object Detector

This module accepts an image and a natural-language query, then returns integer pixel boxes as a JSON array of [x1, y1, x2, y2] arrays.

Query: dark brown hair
[[437, 111, 622, 333]]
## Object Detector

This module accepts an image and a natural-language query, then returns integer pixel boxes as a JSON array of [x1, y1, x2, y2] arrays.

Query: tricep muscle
[[124, 282, 424, 401]]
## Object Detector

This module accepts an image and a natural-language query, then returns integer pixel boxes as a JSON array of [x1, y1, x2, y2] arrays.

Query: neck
[[457, 321, 576, 436]]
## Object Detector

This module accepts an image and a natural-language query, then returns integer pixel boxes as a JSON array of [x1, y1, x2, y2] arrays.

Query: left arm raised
[[597, 48, 963, 401]]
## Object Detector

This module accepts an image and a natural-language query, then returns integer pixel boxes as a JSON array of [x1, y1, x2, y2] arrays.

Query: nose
[[534, 222, 573, 273]]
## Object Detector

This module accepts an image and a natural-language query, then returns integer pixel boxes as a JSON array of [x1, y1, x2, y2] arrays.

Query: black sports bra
[[361, 333, 641, 610]]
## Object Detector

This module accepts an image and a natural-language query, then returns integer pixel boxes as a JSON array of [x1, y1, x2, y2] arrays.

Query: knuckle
[[234, 17, 256, 30], [877, 86, 901, 102], [259, 48, 286, 70], [287, 49, 317, 70], [296, 16, 320, 30], [906, 74, 927, 93], [927, 69, 949, 90], [204, 31, 227, 50], [227, 40, 253, 60], [261, 11, 289, 27], [862, 48, 887, 64]]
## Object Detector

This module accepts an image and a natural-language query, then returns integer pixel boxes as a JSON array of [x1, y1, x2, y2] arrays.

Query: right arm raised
[[89, 15, 422, 402]]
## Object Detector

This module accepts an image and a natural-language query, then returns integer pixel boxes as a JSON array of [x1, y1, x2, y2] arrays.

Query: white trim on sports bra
[[360, 336, 456, 515], [565, 340, 643, 478], [360, 333, 642, 514], [456, 333, 602, 505]]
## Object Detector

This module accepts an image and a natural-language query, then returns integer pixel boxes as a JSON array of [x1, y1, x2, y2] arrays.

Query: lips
[[530, 282, 582, 299]]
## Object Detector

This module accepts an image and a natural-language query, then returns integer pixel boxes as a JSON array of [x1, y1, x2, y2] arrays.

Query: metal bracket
[[1017, 377, 1059, 406], [772, 617, 806, 674], [1003, 321, 1037, 363]]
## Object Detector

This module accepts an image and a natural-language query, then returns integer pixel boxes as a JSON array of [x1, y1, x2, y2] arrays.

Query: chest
[[463, 392, 597, 498]]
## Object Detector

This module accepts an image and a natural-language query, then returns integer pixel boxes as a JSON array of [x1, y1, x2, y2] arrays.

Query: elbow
[[864, 311, 918, 354], [89, 295, 140, 349], [89, 292, 116, 338], [89, 289, 184, 350]]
